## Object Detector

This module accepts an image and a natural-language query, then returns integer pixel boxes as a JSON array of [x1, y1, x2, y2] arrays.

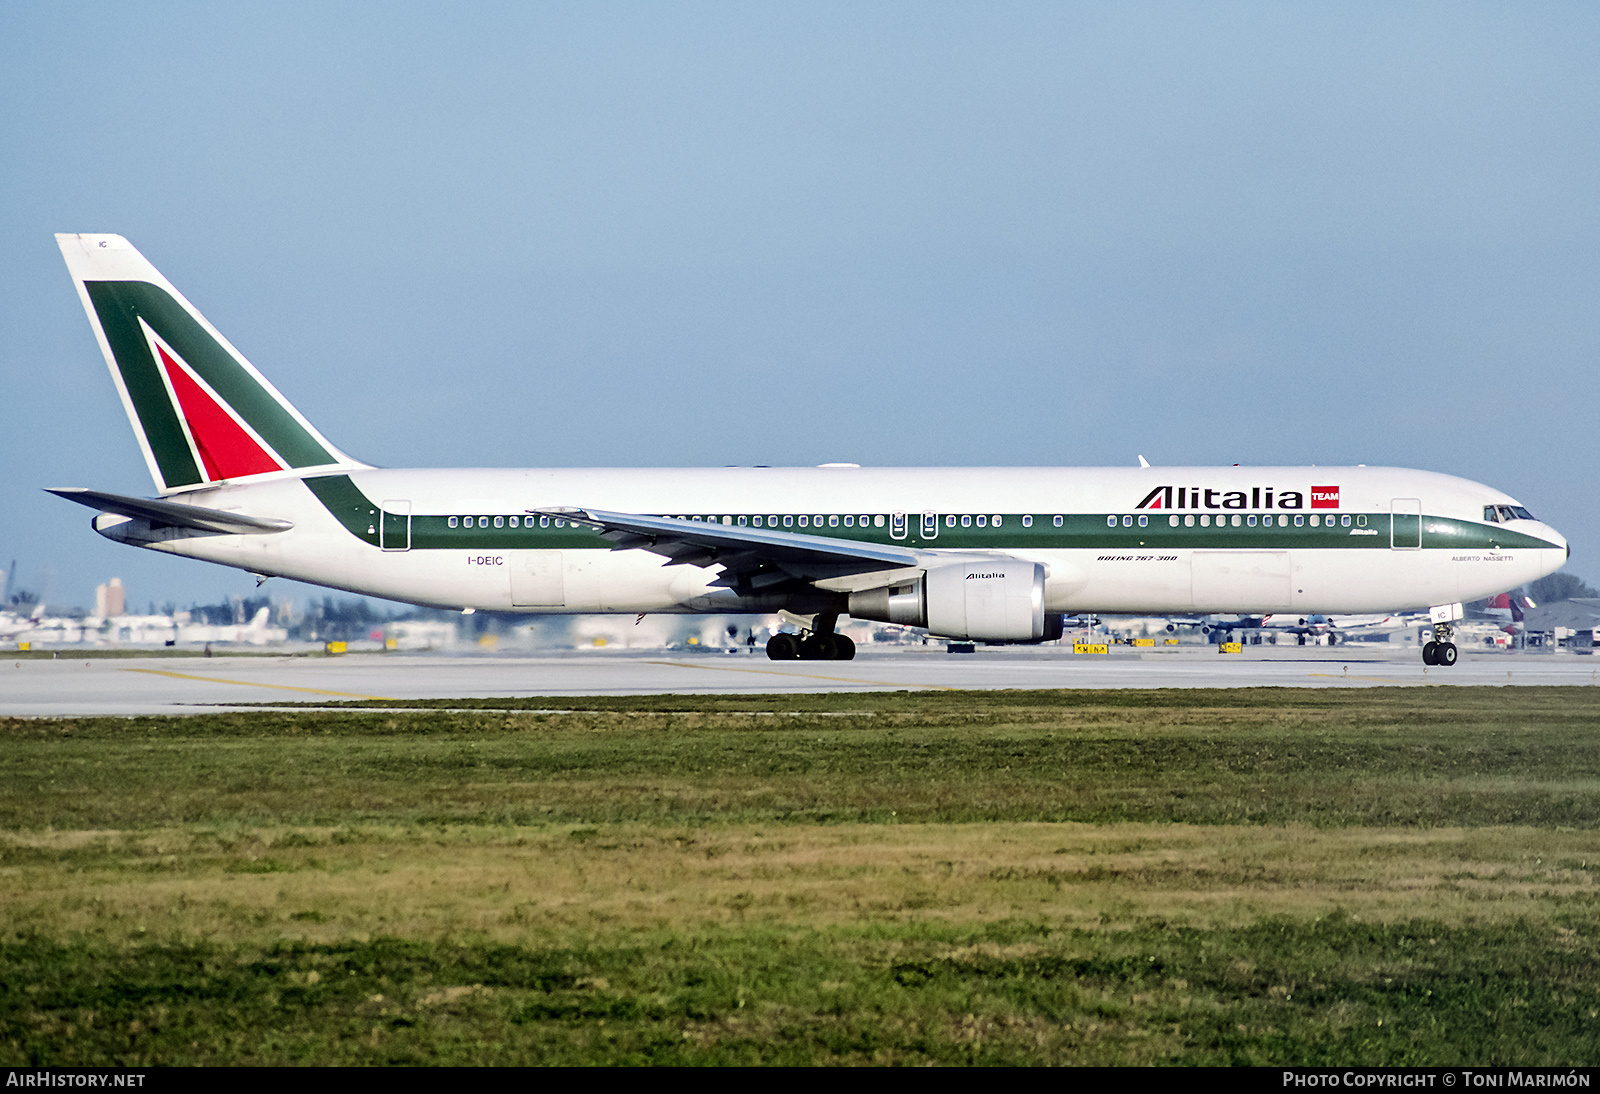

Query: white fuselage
[[97, 464, 1569, 619]]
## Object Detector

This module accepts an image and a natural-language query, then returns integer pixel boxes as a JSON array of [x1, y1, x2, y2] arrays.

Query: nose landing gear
[[1422, 624, 1459, 667]]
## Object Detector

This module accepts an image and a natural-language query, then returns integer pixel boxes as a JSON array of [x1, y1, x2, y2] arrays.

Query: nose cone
[[1528, 520, 1569, 575]]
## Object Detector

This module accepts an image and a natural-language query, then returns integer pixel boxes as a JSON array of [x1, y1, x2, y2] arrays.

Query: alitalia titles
[[1136, 485, 1341, 511]]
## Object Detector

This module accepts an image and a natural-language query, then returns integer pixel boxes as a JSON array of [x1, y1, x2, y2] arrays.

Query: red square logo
[[1310, 486, 1340, 509]]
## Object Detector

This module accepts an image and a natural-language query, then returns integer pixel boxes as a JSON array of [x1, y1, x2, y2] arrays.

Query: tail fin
[[56, 234, 366, 495]]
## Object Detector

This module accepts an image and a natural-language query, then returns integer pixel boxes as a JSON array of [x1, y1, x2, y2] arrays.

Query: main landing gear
[[766, 613, 856, 661], [1422, 624, 1458, 667]]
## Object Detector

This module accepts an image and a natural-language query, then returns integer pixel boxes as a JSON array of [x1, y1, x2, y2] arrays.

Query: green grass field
[[3, 687, 1599, 1064]]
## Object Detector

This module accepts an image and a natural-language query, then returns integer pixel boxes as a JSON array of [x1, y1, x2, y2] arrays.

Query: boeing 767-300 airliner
[[48, 234, 1569, 666]]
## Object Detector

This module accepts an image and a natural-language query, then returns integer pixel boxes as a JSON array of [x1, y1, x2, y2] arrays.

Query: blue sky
[[3, 2, 1596, 611]]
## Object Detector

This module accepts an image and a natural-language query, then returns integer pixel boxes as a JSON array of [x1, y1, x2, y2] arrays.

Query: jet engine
[[848, 560, 1047, 642]]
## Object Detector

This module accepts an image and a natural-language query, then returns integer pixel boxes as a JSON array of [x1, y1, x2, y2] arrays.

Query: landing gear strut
[[1422, 623, 1458, 667], [766, 613, 856, 661]]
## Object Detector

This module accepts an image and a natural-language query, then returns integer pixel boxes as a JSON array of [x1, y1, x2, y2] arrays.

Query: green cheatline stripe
[[85, 281, 336, 482], [303, 475, 381, 546], [303, 477, 1554, 554]]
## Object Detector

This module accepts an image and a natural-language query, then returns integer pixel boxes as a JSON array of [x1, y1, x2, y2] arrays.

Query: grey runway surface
[[2, 646, 1597, 715]]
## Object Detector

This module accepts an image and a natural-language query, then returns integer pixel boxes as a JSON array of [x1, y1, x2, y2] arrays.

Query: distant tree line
[[1526, 573, 1598, 603]]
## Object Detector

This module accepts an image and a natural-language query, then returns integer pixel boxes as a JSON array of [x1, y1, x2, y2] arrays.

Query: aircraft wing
[[47, 488, 294, 535], [537, 507, 930, 589]]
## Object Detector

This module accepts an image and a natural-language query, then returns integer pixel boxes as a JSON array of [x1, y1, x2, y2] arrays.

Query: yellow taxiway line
[[122, 667, 396, 701], [644, 659, 958, 691]]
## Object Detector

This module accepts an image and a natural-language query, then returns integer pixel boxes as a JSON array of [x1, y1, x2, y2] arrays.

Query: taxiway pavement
[[2, 646, 1596, 716]]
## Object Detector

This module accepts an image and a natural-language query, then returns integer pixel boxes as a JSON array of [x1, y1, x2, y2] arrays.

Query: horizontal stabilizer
[[47, 487, 293, 535]]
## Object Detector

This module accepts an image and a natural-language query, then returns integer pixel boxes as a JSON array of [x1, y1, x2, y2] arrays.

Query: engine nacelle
[[849, 560, 1046, 642]]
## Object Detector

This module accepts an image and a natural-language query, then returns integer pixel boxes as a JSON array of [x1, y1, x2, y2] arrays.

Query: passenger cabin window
[[784, 515, 793, 527], [1294, 515, 1304, 527], [1138, 515, 1147, 527], [962, 515, 972, 527], [540, 516, 550, 527], [1053, 515, 1063, 527], [494, 516, 504, 528], [448, 516, 458, 528], [1022, 515, 1033, 527], [976, 515, 987, 527]]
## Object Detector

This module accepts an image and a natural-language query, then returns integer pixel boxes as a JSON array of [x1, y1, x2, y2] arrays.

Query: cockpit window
[[1487, 504, 1536, 523]]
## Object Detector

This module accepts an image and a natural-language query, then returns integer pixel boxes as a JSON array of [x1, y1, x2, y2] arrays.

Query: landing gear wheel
[[1426, 618, 1459, 668], [799, 634, 838, 661], [833, 634, 856, 661], [766, 633, 799, 660]]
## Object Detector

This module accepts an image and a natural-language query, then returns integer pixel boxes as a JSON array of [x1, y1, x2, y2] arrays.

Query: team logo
[[1310, 486, 1340, 509]]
